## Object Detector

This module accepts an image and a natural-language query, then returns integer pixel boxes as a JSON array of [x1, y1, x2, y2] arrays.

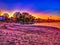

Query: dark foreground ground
[[0, 23, 60, 45]]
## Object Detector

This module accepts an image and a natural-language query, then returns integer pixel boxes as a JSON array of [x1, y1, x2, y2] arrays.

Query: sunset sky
[[0, 0, 60, 20]]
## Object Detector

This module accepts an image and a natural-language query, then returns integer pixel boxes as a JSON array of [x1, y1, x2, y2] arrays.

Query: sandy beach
[[0, 22, 60, 45]]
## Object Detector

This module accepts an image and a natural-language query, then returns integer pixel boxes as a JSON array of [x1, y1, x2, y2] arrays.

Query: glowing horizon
[[0, 10, 60, 20]]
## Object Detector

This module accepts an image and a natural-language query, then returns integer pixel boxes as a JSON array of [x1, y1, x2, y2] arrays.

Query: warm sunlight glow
[[0, 11, 60, 20], [31, 13, 60, 20]]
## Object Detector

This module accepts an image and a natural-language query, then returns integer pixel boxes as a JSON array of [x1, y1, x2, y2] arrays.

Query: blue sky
[[0, 0, 60, 15]]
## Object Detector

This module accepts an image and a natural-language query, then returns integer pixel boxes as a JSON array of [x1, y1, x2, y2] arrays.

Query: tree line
[[0, 12, 36, 24]]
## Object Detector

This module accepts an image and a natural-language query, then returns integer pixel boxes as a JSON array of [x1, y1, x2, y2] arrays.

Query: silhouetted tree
[[13, 12, 21, 22], [3, 13, 9, 22], [22, 12, 30, 23], [12, 12, 35, 24], [22, 12, 35, 24]]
